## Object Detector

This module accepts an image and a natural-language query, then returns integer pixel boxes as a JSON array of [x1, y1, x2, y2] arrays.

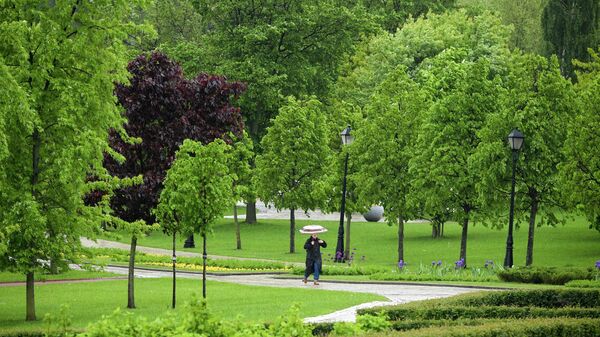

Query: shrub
[[362, 306, 600, 321], [497, 266, 594, 285], [378, 318, 600, 337], [453, 289, 600, 308], [565, 280, 600, 288]]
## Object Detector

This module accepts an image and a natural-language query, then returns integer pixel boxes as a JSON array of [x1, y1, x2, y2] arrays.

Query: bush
[[497, 266, 594, 285], [565, 280, 600, 288], [453, 289, 600, 308], [361, 306, 600, 321], [376, 318, 600, 337]]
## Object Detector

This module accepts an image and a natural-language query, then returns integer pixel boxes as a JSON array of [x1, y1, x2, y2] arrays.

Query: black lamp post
[[503, 128, 524, 268], [335, 125, 353, 262]]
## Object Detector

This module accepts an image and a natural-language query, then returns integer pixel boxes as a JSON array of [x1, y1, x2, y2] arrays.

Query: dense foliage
[[0, 0, 147, 321]]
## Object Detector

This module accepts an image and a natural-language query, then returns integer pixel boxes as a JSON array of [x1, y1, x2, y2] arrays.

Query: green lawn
[[102, 214, 600, 269], [0, 270, 121, 283], [0, 278, 384, 333]]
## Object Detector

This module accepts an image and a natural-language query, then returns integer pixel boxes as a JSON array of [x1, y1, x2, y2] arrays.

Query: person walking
[[300, 225, 327, 285]]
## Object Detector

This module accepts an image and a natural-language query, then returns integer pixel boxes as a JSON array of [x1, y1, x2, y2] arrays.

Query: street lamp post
[[503, 129, 524, 268], [335, 125, 353, 262]]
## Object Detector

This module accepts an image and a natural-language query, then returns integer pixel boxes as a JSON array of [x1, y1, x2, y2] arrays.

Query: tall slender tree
[[410, 49, 505, 267], [0, 0, 146, 320], [473, 53, 578, 266], [255, 97, 331, 253], [561, 48, 600, 232]]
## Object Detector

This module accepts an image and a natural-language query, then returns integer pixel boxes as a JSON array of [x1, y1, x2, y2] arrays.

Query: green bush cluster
[[353, 289, 600, 336], [372, 318, 600, 337], [77, 296, 312, 337], [451, 289, 600, 308], [362, 305, 600, 321], [84, 247, 291, 272], [565, 279, 600, 288], [496, 266, 594, 284]]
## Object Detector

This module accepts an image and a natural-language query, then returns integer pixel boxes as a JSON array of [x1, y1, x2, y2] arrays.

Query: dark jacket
[[304, 237, 327, 274]]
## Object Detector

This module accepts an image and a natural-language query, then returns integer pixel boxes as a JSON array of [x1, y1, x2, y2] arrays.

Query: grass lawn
[[0, 270, 122, 283], [101, 214, 600, 269], [0, 277, 384, 333]]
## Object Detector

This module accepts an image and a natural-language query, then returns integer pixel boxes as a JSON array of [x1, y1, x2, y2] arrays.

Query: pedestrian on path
[[300, 225, 327, 285]]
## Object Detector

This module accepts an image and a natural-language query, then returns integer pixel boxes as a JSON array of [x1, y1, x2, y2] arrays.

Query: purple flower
[[437, 260, 443, 266], [484, 260, 494, 268], [595, 260, 600, 270], [336, 251, 343, 259], [398, 260, 406, 270], [431, 261, 436, 266], [455, 258, 465, 269]]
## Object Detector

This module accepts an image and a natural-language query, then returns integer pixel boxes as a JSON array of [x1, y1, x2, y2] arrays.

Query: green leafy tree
[[458, 0, 548, 54], [542, 0, 600, 79], [351, 67, 428, 263], [151, 0, 377, 222], [561, 48, 600, 232], [155, 139, 233, 299], [0, 0, 145, 320], [331, 10, 512, 116], [255, 97, 331, 253], [410, 49, 506, 267], [473, 53, 578, 266], [228, 131, 255, 249]]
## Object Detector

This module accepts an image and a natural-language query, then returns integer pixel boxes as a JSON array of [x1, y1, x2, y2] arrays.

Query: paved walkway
[[227, 201, 428, 223], [81, 238, 488, 323]]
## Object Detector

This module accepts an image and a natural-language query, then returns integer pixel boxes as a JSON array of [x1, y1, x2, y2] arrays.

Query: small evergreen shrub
[[565, 279, 600, 288], [497, 266, 594, 285]]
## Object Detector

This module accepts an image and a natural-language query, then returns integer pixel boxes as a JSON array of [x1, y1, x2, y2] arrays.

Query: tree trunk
[[398, 215, 405, 263], [202, 233, 207, 299], [245, 200, 257, 224], [526, 191, 539, 266], [289, 208, 295, 253], [27, 130, 40, 321], [459, 213, 469, 268], [344, 212, 352, 260], [172, 232, 176, 309], [234, 206, 242, 249], [26, 271, 36, 321], [127, 235, 137, 309]]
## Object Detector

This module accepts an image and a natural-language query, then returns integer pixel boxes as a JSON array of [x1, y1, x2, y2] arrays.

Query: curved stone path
[[81, 238, 491, 323]]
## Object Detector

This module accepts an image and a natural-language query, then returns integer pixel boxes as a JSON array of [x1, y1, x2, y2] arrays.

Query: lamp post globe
[[503, 128, 524, 268], [335, 125, 353, 262]]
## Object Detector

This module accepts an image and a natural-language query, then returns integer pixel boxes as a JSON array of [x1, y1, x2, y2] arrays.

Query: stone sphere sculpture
[[363, 205, 384, 222]]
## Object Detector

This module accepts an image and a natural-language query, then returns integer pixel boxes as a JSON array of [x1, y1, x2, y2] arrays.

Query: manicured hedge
[[361, 305, 600, 321], [452, 289, 600, 308], [369, 318, 600, 337], [497, 266, 594, 284], [565, 279, 600, 288]]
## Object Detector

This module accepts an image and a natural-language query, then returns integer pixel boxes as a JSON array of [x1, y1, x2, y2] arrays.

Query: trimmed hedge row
[[371, 318, 600, 337], [452, 289, 600, 308], [361, 305, 600, 321], [565, 279, 600, 288], [497, 266, 595, 284]]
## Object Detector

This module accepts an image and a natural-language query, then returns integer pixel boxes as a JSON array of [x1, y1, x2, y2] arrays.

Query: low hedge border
[[497, 266, 595, 285], [451, 289, 600, 308], [362, 305, 600, 321], [373, 318, 600, 337]]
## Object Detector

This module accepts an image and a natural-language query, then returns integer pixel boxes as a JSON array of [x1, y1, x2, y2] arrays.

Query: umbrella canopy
[[299, 225, 328, 234]]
